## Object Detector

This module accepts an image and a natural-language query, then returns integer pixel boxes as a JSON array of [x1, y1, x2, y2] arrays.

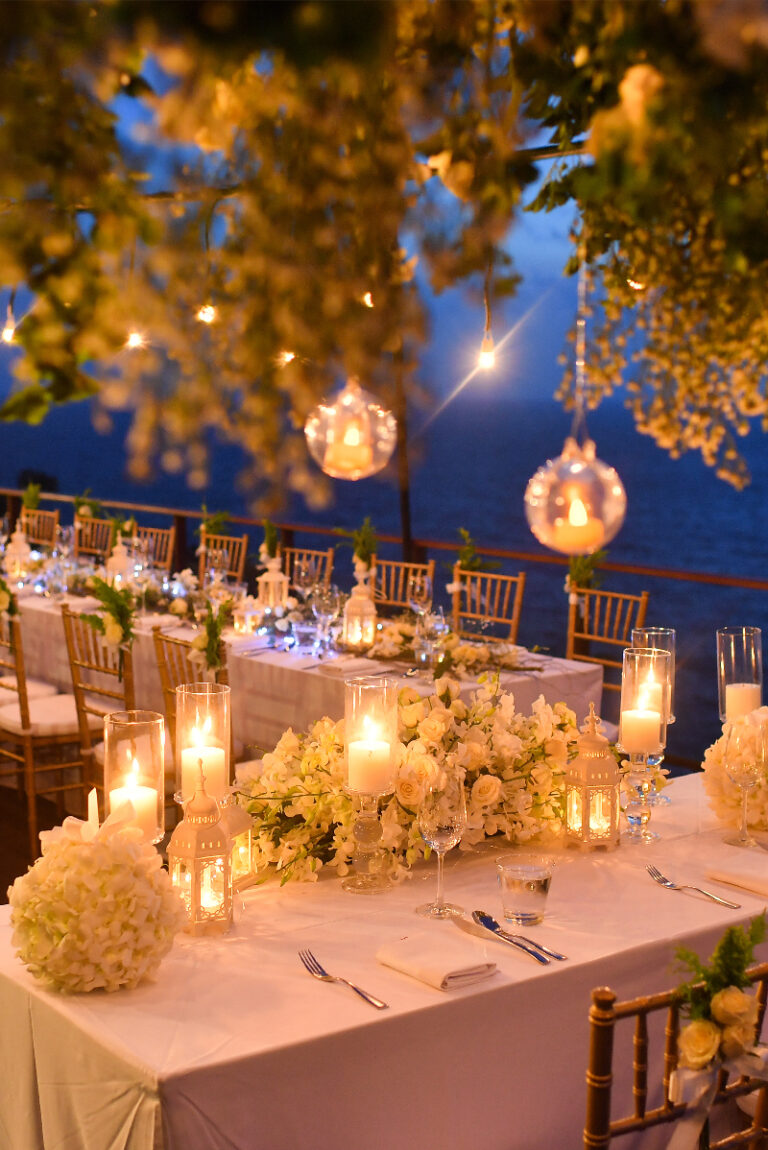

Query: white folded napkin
[[316, 657, 377, 677], [376, 930, 496, 991], [706, 859, 768, 898]]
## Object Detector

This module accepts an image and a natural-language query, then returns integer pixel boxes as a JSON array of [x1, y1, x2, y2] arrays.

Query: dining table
[[2, 773, 767, 1150], [15, 593, 603, 758]]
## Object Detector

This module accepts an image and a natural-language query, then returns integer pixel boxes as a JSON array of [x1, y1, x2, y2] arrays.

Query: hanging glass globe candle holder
[[523, 248, 626, 556], [304, 377, 397, 480], [524, 436, 626, 555]]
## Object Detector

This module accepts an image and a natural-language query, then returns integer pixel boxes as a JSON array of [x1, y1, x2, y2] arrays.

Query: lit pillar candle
[[180, 741, 227, 800], [109, 759, 159, 841], [551, 497, 605, 554], [347, 717, 392, 794], [638, 676, 663, 713], [620, 708, 661, 754], [725, 682, 762, 721]]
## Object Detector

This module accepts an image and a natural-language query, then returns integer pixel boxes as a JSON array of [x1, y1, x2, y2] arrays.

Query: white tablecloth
[[1, 775, 766, 1150], [17, 597, 603, 758]]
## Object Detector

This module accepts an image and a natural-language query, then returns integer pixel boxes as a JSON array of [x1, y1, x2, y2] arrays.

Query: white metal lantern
[[256, 555, 289, 611], [304, 377, 397, 480], [524, 437, 626, 556], [565, 704, 621, 849], [106, 532, 133, 586], [217, 793, 257, 892], [4, 525, 31, 583], [167, 773, 233, 935], [342, 584, 377, 649]]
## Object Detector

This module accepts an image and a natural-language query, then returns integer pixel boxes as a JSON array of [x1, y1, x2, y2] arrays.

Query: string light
[[524, 246, 626, 555], [1, 308, 15, 345], [277, 350, 296, 366], [196, 303, 217, 324], [361, 291, 374, 308], [627, 278, 646, 292], [125, 330, 146, 350], [478, 259, 495, 370]]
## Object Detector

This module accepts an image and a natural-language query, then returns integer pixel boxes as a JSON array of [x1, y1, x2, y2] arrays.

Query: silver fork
[[298, 949, 389, 1010], [646, 864, 741, 909]]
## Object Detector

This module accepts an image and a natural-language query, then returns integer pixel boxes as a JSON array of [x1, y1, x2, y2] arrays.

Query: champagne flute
[[723, 720, 766, 849], [407, 572, 433, 639], [416, 769, 467, 918]]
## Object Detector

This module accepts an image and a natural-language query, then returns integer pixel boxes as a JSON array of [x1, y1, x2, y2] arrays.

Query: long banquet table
[[2, 774, 767, 1150], [16, 594, 603, 756]]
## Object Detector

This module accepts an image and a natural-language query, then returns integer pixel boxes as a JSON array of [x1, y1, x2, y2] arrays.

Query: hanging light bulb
[[196, 303, 217, 324], [361, 291, 374, 308], [524, 249, 626, 556], [125, 330, 146, 350], [304, 377, 397, 481], [1, 311, 15, 344], [478, 258, 495, 370], [277, 349, 296, 366]]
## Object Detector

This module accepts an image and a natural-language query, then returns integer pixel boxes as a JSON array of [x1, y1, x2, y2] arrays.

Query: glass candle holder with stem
[[722, 717, 767, 849], [104, 709, 165, 844], [175, 682, 231, 806], [632, 627, 676, 805], [717, 626, 763, 723], [416, 768, 467, 918], [406, 571, 433, 639], [618, 647, 671, 843], [342, 676, 397, 894]]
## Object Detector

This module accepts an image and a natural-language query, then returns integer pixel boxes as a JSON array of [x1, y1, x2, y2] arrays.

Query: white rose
[[677, 1019, 722, 1070], [710, 986, 758, 1028], [401, 700, 428, 728], [721, 1020, 756, 1060], [103, 618, 123, 647], [396, 776, 425, 809], [169, 598, 188, 616], [471, 774, 502, 807], [434, 675, 460, 700]]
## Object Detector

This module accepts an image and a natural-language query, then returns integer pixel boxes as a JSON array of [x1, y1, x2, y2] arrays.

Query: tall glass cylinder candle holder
[[175, 682, 231, 804], [104, 710, 165, 843], [619, 648, 671, 843], [717, 626, 762, 722], [631, 626, 676, 806], [343, 676, 397, 894]]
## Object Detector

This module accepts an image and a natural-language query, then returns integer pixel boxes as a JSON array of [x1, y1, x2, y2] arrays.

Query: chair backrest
[[451, 564, 526, 643], [18, 508, 60, 549], [61, 605, 136, 784], [198, 528, 249, 583], [567, 587, 649, 693], [74, 514, 114, 562], [373, 558, 436, 612], [0, 614, 33, 728], [136, 524, 176, 572], [152, 628, 228, 750], [283, 546, 334, 590], [584, 964, 768, 1149]]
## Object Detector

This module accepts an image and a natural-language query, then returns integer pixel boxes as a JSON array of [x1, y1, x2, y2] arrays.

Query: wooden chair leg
[[22, 739, 38, 861]]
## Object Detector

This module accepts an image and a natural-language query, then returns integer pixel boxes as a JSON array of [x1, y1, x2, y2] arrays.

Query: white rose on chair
[[710, 985, 759, 1028], [103, 617, 124, 648], [189, 632, 207, 666], [677, 1018, 723, 1070]]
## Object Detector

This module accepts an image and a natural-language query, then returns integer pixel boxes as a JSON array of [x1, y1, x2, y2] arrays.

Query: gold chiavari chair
[[152, 627, 229, 752], [61, 605, 136, 807], [198, 528, 249, 584], [73, 514, 114, 563], [566, 587, 650, 696], [584, 964, 768, 1148], [0, 614, 90, 857], [373, 557, 436, 613], [451, 564, 527, 643], [135, 523, 176, 573], [282, 546, 335, 590], [18, 507, 60, 550]]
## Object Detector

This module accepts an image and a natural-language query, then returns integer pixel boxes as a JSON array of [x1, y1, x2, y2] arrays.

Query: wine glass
[[309, 584, 343, 656], [416, 769, 467, 918], [723, 720, 766, 849], [293, 558, 317, 600], [407, 572, 433, 637]]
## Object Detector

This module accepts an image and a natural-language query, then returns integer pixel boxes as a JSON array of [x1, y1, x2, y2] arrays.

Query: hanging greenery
[[0, 0, 767, 499]]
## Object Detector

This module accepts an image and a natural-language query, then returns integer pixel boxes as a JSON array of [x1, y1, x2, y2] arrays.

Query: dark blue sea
[[1, 384, 765, 767]]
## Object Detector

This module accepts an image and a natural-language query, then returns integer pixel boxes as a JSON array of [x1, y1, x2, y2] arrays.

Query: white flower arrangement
[[237, 676, 578, 883], [369, 616, 537, 677], [171, 567, 199, 595], [7, 802, 185, 993], [701, 707, 768, 829]]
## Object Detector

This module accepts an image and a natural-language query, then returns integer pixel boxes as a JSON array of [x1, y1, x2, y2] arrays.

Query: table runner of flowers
[[236, 675, 578, 883], [368, 615, 543, 678]]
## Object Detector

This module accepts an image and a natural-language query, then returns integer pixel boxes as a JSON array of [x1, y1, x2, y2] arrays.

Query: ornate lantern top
[[568, 703, 619, 784]]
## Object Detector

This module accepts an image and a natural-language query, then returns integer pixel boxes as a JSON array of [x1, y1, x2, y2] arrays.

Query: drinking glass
[[407, 572, 433, 637], [632, 627, 676, 803], [717, 627, 762, 722], [416, 770, 467, 918], [309, 584, 343, 655], [723, 720, 766, 849], [292, 558, 317, 599]]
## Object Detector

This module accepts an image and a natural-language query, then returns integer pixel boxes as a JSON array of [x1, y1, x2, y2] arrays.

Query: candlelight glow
[[568, 498, 589, 527]]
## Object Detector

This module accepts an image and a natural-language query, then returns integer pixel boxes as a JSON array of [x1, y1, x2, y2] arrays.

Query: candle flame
[[362, 714, 381, 740], [191, 716, 212, 746], [343, 422, 363, 447], [568, 498, 589, 527]]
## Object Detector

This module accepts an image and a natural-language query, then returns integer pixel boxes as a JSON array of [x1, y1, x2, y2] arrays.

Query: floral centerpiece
[[237, 675, 577, 883], [167, 567, 199, 619], [369, 615, 540, 677], [670, 915, 768, 1146], [190, 598, 233, 673], [7, 798, 185, 993], [701, 708, 768, 830]]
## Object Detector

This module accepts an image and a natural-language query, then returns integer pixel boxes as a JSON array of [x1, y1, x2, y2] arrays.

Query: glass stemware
[[293, 558, 318, 600], [416, 769, 467, 918], [407, 572, 433, 638], [723, 721, 766, 849], [308, 584, 343, 656]]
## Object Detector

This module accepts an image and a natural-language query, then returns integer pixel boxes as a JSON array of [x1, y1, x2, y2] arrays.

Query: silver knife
[[471, 910, 550, 965]]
